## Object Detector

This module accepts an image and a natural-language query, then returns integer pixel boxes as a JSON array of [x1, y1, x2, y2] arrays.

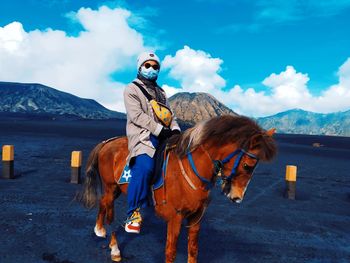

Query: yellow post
[[285, 165, 297, 200], [2, 145, 14, 179], [71, 151, 82, 168], [285, 165, 297, 182], [71, 151, 82, 184]]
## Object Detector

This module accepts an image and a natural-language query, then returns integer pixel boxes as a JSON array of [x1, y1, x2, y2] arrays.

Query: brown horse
[[79, 115, 277, 262]]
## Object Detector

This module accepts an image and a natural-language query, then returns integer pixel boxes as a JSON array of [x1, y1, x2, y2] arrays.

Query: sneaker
[[125, 209, 142, 234]]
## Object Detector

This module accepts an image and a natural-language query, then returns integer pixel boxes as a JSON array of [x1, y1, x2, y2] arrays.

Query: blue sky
[[0, 0, 350, 116]]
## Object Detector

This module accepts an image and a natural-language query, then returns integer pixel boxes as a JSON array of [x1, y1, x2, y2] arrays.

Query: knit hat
[[137, 51, 161, 70]]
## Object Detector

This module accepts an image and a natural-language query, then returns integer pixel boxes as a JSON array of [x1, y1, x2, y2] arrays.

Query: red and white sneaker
[[125, 209, 142, 234]]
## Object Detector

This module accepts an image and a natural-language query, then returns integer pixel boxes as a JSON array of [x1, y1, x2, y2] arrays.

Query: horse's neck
[[189, 146, 215, 182]]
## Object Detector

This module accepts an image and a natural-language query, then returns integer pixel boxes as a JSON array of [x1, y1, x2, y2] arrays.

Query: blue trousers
[[127, 135, 158, 216]]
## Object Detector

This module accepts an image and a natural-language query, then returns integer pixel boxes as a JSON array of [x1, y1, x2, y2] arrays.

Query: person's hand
[[158, 127, 173, 140]]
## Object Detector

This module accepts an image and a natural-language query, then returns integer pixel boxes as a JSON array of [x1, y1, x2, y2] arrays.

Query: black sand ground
[[0, 118, 349, 263]]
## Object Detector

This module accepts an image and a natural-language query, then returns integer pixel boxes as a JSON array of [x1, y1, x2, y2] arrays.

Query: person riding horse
[[123, 51, 181, 233]]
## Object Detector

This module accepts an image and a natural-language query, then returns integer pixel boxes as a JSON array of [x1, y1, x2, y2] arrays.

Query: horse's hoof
[[94, 225, 106, 238], [111, 254, 122, 262]]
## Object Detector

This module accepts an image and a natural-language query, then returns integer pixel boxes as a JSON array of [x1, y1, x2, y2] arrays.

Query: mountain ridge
[[257, 108, 350, 136], [169, 91, 237, 125], [1, 81, 350, 136], [0, 81, 125, 119]]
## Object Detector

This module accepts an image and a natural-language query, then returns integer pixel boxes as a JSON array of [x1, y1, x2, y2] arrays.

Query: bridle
[[186, 145, 259, 191], [169, 145, 259, 228]]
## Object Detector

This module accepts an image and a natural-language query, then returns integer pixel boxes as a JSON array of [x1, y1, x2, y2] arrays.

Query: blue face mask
[[140, 66, 159, 80]]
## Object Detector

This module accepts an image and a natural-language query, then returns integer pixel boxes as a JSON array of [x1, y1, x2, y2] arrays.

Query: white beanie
[[137, 51, 161, 70]]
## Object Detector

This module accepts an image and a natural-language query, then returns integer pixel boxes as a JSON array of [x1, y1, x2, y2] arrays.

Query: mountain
[[169, 92, 237, 126], [257, 109, 350, 136], [0, 82, 125, 119], [3, 81, 350, 136]]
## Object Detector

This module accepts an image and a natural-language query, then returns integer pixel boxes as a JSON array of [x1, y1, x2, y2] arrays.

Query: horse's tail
[[77, 141, 105, 209]]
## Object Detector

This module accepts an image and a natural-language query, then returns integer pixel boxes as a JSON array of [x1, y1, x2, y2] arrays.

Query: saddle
[[118, 137, 175, 190]]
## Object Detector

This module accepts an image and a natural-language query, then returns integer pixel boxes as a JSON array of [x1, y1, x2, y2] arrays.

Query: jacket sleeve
[[164, 91, 181, 131], [124, 85, 163, 136]]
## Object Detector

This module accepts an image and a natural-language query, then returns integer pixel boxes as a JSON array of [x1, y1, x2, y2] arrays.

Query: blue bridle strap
[[221, 149, 242, 164], [186, 148, 259, 190], [222, 149, 259, 181], [225, 151, 244, 181], [241, 149, 259, 159], [187, 151, 213, 190]]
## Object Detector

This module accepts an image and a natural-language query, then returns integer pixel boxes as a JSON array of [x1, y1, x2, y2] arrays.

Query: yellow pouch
[[150, 99, 173, 127], [132, 81, 173, 127]]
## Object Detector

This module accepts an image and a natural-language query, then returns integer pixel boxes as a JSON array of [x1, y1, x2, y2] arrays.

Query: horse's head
[[170, 115, 277, 202], [220, 128, 277, 203]]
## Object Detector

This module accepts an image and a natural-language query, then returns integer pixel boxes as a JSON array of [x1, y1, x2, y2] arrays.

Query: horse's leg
[[109, 231, 121, 262], [94, 192, 108, 238], [94, 184, 118, 237], [106, 185, 122, 262], [187, 222, 201, 263], [165, 215, 183, 263], [106, 185, 120, 225]]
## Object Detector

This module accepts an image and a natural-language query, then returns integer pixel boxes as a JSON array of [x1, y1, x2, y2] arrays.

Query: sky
[[0, 0, 349, 117]]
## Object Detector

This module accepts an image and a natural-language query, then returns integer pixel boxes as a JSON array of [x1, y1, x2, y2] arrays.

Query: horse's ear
[[250, 134, 263, 149], [266, 128, 276, 137]]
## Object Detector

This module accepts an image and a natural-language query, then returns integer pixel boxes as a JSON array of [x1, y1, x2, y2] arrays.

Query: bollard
[[71, 151, 82, 184], [2, 145, 14, 179], [285, 165, 297, 200]]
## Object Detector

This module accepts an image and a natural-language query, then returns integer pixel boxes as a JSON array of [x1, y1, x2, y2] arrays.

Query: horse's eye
[[243, 163, 252, 172]]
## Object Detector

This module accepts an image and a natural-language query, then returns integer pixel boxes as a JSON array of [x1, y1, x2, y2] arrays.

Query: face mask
[[140, 66, 159, 80]]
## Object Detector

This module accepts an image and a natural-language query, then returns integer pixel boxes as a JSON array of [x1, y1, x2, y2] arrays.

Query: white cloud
[[0, 22, 25, 52], [0, 6, 152, 112], [312, 57, 350, 112], [161, 84, 183, 97], [162, 45, 226, 93], [228, 59, 350, 116], [162, 45, 350, 117], [1, 8, 350, 117]]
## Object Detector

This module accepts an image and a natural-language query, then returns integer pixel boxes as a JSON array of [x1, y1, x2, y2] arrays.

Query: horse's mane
[[168, 115, 277, 161]]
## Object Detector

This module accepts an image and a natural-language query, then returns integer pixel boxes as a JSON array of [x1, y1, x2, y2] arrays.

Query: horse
[[78, 115, 277, 262]]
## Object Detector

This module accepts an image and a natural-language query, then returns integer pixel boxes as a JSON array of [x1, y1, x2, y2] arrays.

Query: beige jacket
[[123, 78, 180, 165]]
